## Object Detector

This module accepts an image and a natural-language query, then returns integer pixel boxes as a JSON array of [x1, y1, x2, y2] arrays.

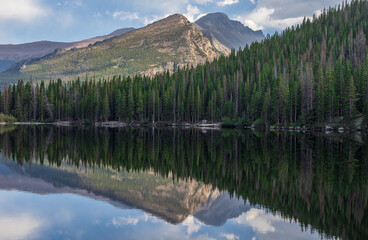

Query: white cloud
[[75, 0, 83, 7], [237, 7, 304, 31], [112, 216, 140, 226], [119, 0, 202, 26], [112, 11, 140, 21], [314, 9, 324, 18], [184, 4, 202, 22], [112, 213, 150, 227], [194, 0, 213, 4], [220, 233, 240, 240], [59, 0, 82, 8], [237, 7, 273, 30], [0, 0, 48, 23], [216, 0, 239, 7], [182, 215, 203, 235], [237, 0, 349, 32], [130, 0, 188, 15], [94, 12, 102, 18], [0, 214, 43, 240], [234, 208, 284, 234], [195, 234, 217, 240]]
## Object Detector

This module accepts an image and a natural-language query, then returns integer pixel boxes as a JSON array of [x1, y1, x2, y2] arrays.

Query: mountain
[[0, 60, 14, 73], [195, 12, 264, 50], [0, 14, 226, 83], [0, 159, 248, 225], [108, 28, 135, 36], [194, 192, 249, 226], [0, 27, 134, 73], [4, 1, 368, 127]]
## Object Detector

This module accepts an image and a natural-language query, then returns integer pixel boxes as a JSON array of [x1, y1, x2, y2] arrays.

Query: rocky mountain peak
[[196, 12, 265, 50]]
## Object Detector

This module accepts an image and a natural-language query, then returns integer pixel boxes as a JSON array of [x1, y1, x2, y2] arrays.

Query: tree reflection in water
[[0, 126, 366, 240]]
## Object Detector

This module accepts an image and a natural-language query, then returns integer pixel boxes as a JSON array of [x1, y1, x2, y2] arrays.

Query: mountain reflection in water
[[0, 126, 366, 240]]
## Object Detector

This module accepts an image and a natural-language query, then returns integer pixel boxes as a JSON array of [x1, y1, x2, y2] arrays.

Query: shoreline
[[0, 121, 223, 129], [0, 121, 367, 133]]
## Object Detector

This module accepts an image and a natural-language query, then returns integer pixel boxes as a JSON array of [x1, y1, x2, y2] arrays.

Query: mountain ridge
[[0, 160, 248, 226], [0, 27, 135, 73], [1, 14, 225, 82], [195, 12, 264, 50], [0, 12, 262, 83]]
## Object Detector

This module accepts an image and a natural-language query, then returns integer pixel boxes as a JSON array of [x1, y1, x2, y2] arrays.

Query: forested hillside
[[1, 0, 368, 127]]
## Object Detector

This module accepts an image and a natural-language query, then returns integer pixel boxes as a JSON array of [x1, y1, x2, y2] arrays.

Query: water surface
[[0, 126, 366, 239]]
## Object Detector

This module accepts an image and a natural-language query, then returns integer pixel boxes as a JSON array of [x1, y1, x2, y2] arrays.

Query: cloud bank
[[0, 0, 48, 22], [0, 214, 43, 240], [237, 0, 350, 32]]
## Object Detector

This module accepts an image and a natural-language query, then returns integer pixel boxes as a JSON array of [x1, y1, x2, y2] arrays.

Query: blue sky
[[0, 0, 347, 44]]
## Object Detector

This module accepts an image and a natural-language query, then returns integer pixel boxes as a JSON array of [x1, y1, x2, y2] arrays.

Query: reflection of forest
[[0, 126, 367, 240]]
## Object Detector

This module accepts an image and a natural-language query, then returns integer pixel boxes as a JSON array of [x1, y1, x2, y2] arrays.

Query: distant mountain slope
[[194, 192, 249, 226], [1, 14, 225, 82], [0, 27, 134, 73], [0, 60, 15, 73], [195, 12, 264, 50], [0, 160, 223, 225]]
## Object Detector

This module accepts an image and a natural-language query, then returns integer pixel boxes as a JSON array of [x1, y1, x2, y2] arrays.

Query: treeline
[[1, 0, 368, 126], [1, 126, 367, 239]]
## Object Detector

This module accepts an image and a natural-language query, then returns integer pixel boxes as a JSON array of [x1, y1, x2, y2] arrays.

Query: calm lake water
[[0, 126, 366, 240]]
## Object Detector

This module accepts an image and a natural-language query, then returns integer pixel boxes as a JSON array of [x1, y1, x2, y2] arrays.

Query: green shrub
[[0, 113, 17, 122], [252, 118, 265, 126], [221, 117, 236, 128], [235, 117, 250, 126]]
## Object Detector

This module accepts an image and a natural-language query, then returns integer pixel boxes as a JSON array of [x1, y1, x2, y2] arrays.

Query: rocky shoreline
[[0, 121, 222, 129], [245, 125, 366, 133], [0, 121, 366, 133]]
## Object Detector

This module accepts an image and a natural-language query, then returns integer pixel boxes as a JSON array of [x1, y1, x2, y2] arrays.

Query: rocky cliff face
[[196, 12, 265, 50], [135, 14, 226, 76]]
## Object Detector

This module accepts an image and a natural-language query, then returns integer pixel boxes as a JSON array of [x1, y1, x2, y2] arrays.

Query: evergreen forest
[[1, 0, 368, 127]]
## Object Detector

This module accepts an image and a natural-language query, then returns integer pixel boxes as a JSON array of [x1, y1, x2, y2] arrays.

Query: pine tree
[[136, 89, 143, 121], [346, 75, 357, 120], [15, 93, 23, 121], [114, 89, 122, 121], [102, 90, 110, 121]]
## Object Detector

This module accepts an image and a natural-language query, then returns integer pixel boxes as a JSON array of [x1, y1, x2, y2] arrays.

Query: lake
[[0, 126, 366, 240]]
